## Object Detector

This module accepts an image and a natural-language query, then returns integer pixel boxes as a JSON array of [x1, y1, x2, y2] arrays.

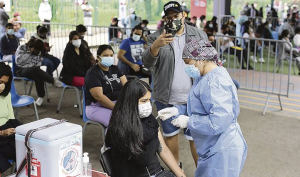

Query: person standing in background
[[38, 0, 52, 36], [81, 0, 93, 36], [157, 14, 166, 30], [0, 0, 9, 38], [197, 15, 206, 29], [124, 8, 141, 36]]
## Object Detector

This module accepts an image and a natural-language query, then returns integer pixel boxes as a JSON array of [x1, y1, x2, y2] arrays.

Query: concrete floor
[[3, 80, 300, 177]]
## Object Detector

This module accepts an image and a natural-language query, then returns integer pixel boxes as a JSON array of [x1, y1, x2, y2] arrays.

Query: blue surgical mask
[[100, 57, 114, 67], [7, 29, 14, 35], [184, 63, 200, 79], [209, 24, 213, 28], [132, 34, 141, 41], [268, 24, 272, 28]]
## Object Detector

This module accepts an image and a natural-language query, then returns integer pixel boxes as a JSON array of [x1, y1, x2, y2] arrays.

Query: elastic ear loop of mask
[[96, 55, 101, 64]]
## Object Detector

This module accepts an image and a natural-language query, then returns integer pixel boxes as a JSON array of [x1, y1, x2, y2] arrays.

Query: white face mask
[[7, 29, 14, 35], [268, 24, 272, 28], [132, 34, 141, 41], [138, 101, 152, 118], [72, 39, 81, 48], [0, 83, 5, 94]]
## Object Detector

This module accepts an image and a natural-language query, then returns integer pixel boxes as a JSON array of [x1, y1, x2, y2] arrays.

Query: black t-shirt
[[85, 64, 124, 105], [109, 24, 119, 40], [106, 115, 162, 177]]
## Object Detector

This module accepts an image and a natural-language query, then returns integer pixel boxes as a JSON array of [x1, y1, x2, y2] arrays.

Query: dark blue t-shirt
[[119, 38, 146, 66]]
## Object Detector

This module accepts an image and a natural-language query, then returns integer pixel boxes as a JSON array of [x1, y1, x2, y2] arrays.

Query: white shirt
[[293, 34, 300, 47], [243, 32, 255, 43], [38, 2, 52, 21], [81, 4, 93, 17], [220, 34, 234, 52]]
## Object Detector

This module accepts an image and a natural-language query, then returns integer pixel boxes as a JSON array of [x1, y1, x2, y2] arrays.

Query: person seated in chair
[[85, 45, 127, 127], [0, 63, 22, 173], [278, 29, 300, 75], [105, 79, 186, 177], [76, 24, 96, 65], [0, 23, 19, 62], [15, 39, 63, 106], [117, 25, 151, 81], [31, 25, 61, 77], [60, 31, 92, 87], [221, 31, 253, 70]]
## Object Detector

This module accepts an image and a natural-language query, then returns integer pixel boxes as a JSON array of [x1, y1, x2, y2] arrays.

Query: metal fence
[[14, 21, 129, 59], [12, 21, 296, 115], [220, 15, 282, 33], [9, 0, 187, 25], [216, 34, 295, 115]]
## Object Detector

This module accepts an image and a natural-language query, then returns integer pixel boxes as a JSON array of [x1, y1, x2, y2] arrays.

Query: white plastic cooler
[[15, 118, 82, 177]]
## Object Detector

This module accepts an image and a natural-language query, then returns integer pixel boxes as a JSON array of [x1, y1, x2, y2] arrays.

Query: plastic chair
[[10, 80, 39, 120], [276, 42, 297, 74], [56, 83, 83, 117], [82, 86, 106, 144], [11, 55, 49, 102], [100, 145, 112, 176]]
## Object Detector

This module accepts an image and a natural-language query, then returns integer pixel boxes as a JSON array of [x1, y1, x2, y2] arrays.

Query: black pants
[[43, 20, 51, 36], [224, 47, 252, 69], [16, 66, 54, 97], [0, 119, 22, 173], [129, 67, 152, 84]]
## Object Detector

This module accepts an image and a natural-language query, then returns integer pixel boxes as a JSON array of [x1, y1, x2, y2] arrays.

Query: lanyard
[[100, 69, 114, 94]]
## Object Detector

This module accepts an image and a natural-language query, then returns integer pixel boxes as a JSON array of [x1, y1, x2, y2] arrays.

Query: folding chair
[[10, 80, 39, 120], [82, 86, 106, 144], [56, 83, 83, 117]]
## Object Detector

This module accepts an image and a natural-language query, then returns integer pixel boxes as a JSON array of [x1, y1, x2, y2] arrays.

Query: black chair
[[100, 145, 112, 176]]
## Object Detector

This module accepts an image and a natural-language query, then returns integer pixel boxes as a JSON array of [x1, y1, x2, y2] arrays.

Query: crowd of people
[[2, 0, 300, 177], [171, 2, 300, 74]]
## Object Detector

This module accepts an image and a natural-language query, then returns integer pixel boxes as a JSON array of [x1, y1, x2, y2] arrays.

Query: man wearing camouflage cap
[[142, 0, 208, 168]]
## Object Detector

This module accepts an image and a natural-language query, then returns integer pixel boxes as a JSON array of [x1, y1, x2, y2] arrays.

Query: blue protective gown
[[183, 66, 247, 177]]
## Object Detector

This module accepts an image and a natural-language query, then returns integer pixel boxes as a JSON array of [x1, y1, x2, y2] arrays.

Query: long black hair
[[279, 29, 289, 40], [130, 24, 144, 38], [36, 25, 48, 34], [105, 79, 152, 157], [97, 44, 114, 56], [0, 63, 13, 97]]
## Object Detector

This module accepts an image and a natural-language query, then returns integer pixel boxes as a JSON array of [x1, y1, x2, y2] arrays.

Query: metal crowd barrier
[[220, 15, 282, 33], [216, 34, 294, 115], [12, 21, 138, 59]]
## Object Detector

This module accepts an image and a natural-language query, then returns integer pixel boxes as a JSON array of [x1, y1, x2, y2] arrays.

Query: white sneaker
[[35, 97, 44, 106], [53, 79, 63, 88], [258, 58, 265, 63], [250, 56, 257, 62]]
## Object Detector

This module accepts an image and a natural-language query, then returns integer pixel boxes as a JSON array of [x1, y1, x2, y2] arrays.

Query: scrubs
[[185, 66, 247, 177]]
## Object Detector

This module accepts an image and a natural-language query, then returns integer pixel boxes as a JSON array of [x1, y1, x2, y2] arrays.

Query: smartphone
[[164, 21, 176, 38], [165, 28, 176, 38]]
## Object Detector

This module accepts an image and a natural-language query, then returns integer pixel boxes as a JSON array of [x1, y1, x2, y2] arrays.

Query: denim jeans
[[42, 54, 60, 76]]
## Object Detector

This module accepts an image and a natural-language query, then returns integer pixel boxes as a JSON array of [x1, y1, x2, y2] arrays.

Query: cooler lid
[[15, 118, 82, 142]]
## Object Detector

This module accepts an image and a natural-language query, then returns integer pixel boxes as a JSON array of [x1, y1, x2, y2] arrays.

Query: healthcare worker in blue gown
[[158, 39, 248, 177]]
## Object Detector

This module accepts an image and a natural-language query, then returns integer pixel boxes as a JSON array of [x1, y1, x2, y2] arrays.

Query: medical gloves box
[[15, 118, 82, 177]]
